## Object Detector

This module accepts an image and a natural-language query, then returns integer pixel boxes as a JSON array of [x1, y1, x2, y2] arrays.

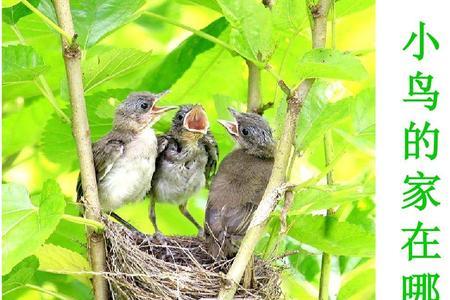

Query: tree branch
[[246, 60, 262, 114], [52, 1, 108, 299], [217, 0, 332, 298]]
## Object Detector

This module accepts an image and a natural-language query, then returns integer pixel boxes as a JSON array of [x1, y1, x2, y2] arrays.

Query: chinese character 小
[[403, 21, 440, 61]]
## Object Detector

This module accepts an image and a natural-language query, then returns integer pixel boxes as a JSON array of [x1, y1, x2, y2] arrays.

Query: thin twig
[[217, 0, 333, 298]]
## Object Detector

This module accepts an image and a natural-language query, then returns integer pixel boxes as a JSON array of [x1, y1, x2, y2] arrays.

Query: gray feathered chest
[[151, 139, 209, 205]]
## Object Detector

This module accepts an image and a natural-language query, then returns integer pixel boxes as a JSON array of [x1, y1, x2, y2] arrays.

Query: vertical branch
[[319, 131, 335, 300], [52, 1, 108, 299], [246, 60, 262, 113], [218, 1, 332, 299]]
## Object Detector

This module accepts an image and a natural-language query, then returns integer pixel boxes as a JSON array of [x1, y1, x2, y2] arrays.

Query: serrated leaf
[[2, 256, 39, 294], [83, 48, 153, 93], [2, 0, 39, 24], [2, 180, 65, 274], [2, 98, 53, 158], [38, 0, 145, 48], [297, 49, 368, 81], [2, 45, 49, 84], [216, 0, 274, 62], [35, 244, 91, 286], [140, 17, 228, 92], [296, 85, 352, 150], [290, 183, 373, 215], [338, 259, 375, 300], [287, 215, 375, 257]]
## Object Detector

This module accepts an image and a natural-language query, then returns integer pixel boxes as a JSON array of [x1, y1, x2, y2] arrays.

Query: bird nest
[[103, 218, 282, 299]]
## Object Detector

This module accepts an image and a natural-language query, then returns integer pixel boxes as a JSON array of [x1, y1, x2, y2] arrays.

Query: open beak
[[150, 90, 177, 116], [183, 105, 209, 134]]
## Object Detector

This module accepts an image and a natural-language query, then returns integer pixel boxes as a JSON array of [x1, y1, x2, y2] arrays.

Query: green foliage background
[[2, 0, 375, 299]]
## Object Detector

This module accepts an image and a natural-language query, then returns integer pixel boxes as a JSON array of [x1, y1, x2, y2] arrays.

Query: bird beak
[[218, 119, 239, 137], [183, 105, 209, 134], [150, 90, 177, 116]]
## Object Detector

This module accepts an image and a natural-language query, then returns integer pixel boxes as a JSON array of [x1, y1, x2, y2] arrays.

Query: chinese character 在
[[403, 273, 440, 300], [403, 172, 440, 211], [405, 121, 439, 160], [401, 221, 440, 261], [404, 71, 439, 111], [403, 21, 440, 61]]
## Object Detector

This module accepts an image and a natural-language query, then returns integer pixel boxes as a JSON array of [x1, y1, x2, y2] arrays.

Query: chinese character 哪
[[405, 121, 439, 160], [403, 273, 439, 300], [403, 172, 440, 211], [404, 71, 439, 111], [403, 21, 440, 61], [402, 221, 440, 261]]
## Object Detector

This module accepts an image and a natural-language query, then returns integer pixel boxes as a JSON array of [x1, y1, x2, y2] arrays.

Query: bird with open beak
[[205, 108, 275, 259], [149, 104, 218, 237], [76, 91, 176, 214]]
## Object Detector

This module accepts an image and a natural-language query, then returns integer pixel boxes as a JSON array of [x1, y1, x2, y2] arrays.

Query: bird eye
[[140, 102, 149, 110], [177, 114, 184, 120], [241, 128, 249, 136]]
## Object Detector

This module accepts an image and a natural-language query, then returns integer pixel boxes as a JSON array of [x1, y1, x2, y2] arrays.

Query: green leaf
[[38, 0, 145, 48], [41, 89, 131, 166], [2, 0, 20, 8], [216, 0, 274, 62], [287, 215, 375, 257], [296, 84, 352, 150], [352, 88, 375, 134], [2, 180, 65, 274], [140, 17, 228, 93], [2, 98, 53, 158], [35, 244, 91, 286], [297, 49, 368, 81], [338, 259, 375, 300], [2, 45, 49, 84], [272, 0, 308, 34], [2, 0, 40, 24], [335, 0, 375, 18], [2, 256, 39, 294], [290, 183, 373, 215], [83, 48, 153, 93], [176, 0, 221, 12]]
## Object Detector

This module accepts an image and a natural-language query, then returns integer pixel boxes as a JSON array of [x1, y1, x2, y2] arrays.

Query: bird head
[[218, 107, 275, 158], [171, 104, 210, 142], [114, 91, 176, 132]]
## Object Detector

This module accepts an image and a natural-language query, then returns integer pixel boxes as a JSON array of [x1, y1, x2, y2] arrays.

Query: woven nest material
[[103, 218, 282, 300]]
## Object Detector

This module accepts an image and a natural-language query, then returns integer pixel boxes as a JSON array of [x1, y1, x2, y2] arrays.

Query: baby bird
[[150, 105, 218, 236], [77, 91, 176, 213], [205, 108, 275, 258]]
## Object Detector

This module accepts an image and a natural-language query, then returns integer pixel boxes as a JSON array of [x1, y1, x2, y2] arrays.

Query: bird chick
[[205, 108, 275, 258], [150, 105, 218, 237], [77, 91, 176, 214]]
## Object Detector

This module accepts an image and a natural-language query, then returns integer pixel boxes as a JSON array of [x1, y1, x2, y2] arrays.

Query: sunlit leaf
[[176, 0, 221, 12], [2, 45, 49, 85], [2, 98, 53, 158], [338, 259, 375, 300], [140, 17, 228, 93], [35, 244, 91, 286], [289, 183, 373, 215], [287, 215, 375, 257], [216, 0, 274, 62], [2, 256, 39, 296], [2, 0, 21, 8], [83, 48, 153, 93], [335, 0, 375, 18], [2, 181, 65, 274], [297, 49, 368, 81], [2, 0, 39, 24], [272, 0, 308, 34]]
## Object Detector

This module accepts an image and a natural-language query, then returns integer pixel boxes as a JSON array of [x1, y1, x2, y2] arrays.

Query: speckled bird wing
[[202, 131, 219, 185], [76, 134, 125, 200]]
